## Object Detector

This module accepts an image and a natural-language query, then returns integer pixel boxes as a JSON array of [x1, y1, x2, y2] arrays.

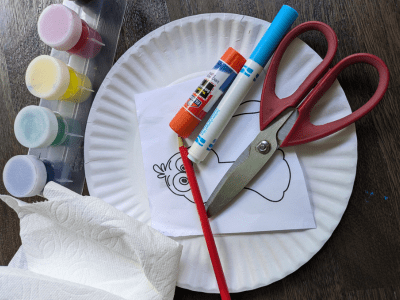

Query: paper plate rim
[[85, 13, 357, 293]]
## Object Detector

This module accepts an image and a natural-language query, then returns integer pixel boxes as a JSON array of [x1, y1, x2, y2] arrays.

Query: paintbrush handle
[[179, 144, 230, 300]]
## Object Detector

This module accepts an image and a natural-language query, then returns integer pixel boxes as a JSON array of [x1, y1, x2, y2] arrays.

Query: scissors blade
[[205, 109, 295, 218]]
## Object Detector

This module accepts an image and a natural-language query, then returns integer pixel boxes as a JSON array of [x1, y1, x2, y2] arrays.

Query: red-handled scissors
[[205, 21, 390, 218]]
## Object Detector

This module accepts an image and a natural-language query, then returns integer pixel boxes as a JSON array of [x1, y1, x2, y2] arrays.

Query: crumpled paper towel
[[0, 182, 183, 300], [0, 267, 125, 299]]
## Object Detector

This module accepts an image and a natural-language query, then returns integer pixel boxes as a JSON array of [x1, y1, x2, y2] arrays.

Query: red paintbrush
[[178, 136, 230, 300]]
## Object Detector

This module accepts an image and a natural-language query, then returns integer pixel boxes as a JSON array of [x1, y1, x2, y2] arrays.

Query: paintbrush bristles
[[177, 135, 184, 148]]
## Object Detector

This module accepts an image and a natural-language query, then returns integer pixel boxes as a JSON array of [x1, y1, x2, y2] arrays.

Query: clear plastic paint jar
[[38, 4, 103, 59], [2, 155, 68, 197], [25, 55, 92, 103], [3, 155, 48, 197], [14, 106, 69, 149]]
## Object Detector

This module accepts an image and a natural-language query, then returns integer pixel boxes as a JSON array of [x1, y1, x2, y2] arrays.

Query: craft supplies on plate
[[188, 5, 298, 164], [170, 47, 246, 138], [25, 55, 92, 102], [84, 13, 359, 292], [135, 76, 314, 236], [205, 21, 390, 217], [38, 4, 104, 59]]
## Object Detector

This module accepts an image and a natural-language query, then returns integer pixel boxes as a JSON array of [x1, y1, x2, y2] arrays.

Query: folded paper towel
[[0, 182, 182, 300], [0, 267, 125, 299]]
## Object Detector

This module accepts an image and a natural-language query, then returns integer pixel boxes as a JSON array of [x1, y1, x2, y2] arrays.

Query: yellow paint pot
[[25, 55, 92, 103]]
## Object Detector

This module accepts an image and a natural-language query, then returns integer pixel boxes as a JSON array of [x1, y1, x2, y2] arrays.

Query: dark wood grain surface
[[1, 0, 399, 299]]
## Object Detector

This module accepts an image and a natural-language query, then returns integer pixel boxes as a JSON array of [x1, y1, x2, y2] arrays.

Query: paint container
[[26, 55, 93, 103], [38, 4, 104, 59], [169, 47, 247, 138], [3, 155, 68, 198], [14, 106, 74, 149], [3, 155, 48, 197]]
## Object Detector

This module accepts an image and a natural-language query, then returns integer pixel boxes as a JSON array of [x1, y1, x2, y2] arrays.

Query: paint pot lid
[[14, 106, 59, 149], [38, 4, 83, 51], [3, 155, 47, 198], [25, 55, 70, 100]]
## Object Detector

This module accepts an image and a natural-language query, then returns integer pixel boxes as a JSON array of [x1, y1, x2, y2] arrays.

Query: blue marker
[[188, 5, 298, 163]]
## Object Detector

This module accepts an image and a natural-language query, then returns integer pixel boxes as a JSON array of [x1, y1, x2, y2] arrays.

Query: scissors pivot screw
[[256, 141, 271, 154]]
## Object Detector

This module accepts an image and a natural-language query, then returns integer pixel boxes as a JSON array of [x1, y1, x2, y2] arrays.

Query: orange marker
[[170, 47, 246, 138]]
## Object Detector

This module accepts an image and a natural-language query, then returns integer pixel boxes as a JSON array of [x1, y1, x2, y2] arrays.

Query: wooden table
[[1, 0, 399, 299]]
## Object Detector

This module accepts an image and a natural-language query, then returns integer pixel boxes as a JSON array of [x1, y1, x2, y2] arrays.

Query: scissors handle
[[280, 53, 390, 148], [260, 21, 338, 130]]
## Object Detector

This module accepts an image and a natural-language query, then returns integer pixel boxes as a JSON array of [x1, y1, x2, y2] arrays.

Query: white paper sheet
[[136, 73, 316, 237]]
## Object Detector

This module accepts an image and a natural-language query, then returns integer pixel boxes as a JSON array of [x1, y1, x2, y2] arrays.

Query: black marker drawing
[[153, 100, 292, 204], [153, 152, 194, 203]]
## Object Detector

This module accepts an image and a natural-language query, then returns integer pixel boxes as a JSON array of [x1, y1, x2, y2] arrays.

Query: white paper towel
[[0, 182, 182, 300], [0, 267, 125, 299]]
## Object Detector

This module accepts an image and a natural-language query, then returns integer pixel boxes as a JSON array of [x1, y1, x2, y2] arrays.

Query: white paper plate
[[85, 14, 357, 293]]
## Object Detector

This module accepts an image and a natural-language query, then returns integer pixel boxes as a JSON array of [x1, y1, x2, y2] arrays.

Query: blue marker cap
[[249, 5, 298, 67]]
